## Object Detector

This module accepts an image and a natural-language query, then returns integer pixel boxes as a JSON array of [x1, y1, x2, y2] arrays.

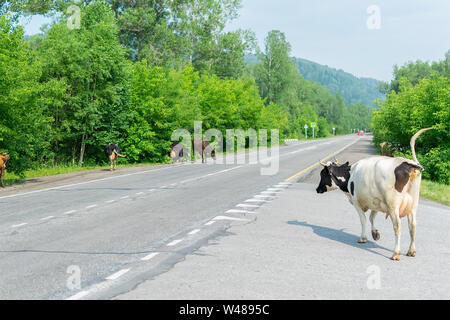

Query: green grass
[[420, 179, 450, 206]]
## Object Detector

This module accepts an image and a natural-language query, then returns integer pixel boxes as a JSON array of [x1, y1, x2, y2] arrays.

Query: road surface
[[1, 135, 448, 299]]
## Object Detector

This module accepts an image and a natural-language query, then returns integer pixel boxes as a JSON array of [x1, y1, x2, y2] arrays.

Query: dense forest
[[0, 0, 373, 176], [372, 52, 450, 184]]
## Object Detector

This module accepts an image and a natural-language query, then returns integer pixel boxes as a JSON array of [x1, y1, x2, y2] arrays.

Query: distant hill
[[245, 54, 385, 107], [295, 58, 385, 107]]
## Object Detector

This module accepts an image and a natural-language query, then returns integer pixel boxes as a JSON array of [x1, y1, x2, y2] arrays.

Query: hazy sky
[[20, 0, 450, 81], [225, 0, 450, 81]]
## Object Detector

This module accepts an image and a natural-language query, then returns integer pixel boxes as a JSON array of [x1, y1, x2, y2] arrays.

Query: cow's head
[[316, 160, 351, 194]]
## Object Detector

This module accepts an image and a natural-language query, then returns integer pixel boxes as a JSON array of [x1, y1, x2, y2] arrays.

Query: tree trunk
[[79, 134, 86, 166]]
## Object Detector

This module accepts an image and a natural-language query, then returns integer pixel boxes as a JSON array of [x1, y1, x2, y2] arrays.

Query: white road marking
[[261, 191, 281, 195], [278, 182, 292, 185], [86, 204, 98, 209], [204, 221, 216, 226], [254, 195, 273, 199], [40, 216, 54, 221], [64, 210, 77, 215], [273, 185, 288, 188], [167, 239, 183, 246], [213, 215, 250, 222], [266, 188, 283, 191], [66, 290, 90, 300], [141, 252, 160, 261], [120, 196, 129, 200], [106, 268, 130, 281], [236, 204, 259, 208], [105, 200, 115, 204], [11, 223, 27, 228], [225, 209, 251, 214], [147, 189, 155, 192], [188, 229, 201, 235], [245, 199, 269, 203], [135, 192, 144, 195]]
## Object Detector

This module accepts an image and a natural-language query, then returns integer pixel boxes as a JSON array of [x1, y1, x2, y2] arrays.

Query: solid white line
[[167, 239, 183, 246], [141, 252, 160, 261], [86, 204, 98, 209], [64, 210, 77, 215], [106, 268, 130, 281], [0, 165, 177, 200], [40, 216, 54, 221], [188, 229, 201, 235], [11, 223, 27, 228], [66, 290, 90, 300], [204, 221, 216, 226]]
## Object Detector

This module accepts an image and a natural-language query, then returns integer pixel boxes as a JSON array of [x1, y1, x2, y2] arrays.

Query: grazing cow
[[193, 139, 216, 163], [0, 153, 10, 188], [105, 143, 125, 171], [379, 142, 393, 157], [170, 142, 190, 163], [316, 128, 433, 261]]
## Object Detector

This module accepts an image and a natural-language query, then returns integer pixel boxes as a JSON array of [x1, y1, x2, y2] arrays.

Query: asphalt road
[[118, 136, 450, 300], [0, 134, 360, 299]]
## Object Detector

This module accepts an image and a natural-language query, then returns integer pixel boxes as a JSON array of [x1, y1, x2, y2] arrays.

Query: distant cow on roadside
[[193, 139, 216, 163], [105, 143, 125, 171], [316, 128, 434, 261], [0, 153, 10, 188], [170, 142, 190, 163], [379, 142, 393, 157]]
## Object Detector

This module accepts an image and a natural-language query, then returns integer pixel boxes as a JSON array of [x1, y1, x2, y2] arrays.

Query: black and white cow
[[170, 142, 190, 163], [316, 128, 433, 261]]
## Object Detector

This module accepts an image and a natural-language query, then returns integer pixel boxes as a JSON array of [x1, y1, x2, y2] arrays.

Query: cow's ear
[[345, 162, 350, 166]]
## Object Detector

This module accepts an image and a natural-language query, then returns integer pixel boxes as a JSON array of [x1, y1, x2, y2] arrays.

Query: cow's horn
[[320, 160, 328, 167]]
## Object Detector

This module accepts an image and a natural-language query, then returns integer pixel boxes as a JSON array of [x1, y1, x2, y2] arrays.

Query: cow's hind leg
[[0, 169, 4, 188], [354, 205, 368, 243], [389, 208, 402, 261], [369, 211, 380, 241], [406, 210, 417, 257]]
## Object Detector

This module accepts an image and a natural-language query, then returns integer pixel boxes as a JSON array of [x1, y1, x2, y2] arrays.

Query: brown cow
[[0, 153, 10, 188], [379, 142, 393, 157], [105, 143, 125, 171], [193, 139, 216, 163]]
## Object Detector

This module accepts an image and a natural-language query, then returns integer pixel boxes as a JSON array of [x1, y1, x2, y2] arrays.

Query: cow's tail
[[410, 127, 434, 166], [113, 150, 126, 158]]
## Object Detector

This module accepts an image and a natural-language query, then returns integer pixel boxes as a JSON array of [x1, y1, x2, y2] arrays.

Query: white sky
[[20, 0, 450, 81]]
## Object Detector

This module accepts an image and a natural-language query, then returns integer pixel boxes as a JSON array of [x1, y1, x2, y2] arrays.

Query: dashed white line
[[204, 221, 216, 226], [135, 192, 144, 196], [105, 200, 115, 204], [64, 210, 77, 215], [236, 203, 259, 208], [106, 268, 130, 281], [40, 216, 54, 221], [188, 229, 201, 235], [261, 191, 281, 195], [225, 209, 251, 214], [213, 215, 250, 222], [254, 195, 273, 199], [245, 199, 269, 203], [86, 204, 98, 209], [11, 223, 27, 228], [141, 252, 160, 261], [266, 188, 283, 191], [66, 290, 90, 300], [120, 196, 129, 200], [167, 239, 184, 247]]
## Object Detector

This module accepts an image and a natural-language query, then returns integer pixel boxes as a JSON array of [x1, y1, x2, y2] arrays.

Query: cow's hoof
[[371, 230, 381, 241], [391, 252, 401, 261], [357, 237, 367, 244], [407, 250, 416, 257]]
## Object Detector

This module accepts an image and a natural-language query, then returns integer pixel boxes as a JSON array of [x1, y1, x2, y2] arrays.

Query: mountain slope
[[294, 58, 385, 107]]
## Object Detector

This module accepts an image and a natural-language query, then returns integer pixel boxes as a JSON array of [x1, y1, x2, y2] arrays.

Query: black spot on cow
[[394, 161, 423, 192], [350, 181, 355, 196]]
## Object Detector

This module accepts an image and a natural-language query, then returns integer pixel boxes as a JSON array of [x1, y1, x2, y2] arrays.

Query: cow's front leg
[[369, 210, 380, 241], [355, 206, 367, 243], [389, 209, 402, 261], [0, 169, 4, 188]]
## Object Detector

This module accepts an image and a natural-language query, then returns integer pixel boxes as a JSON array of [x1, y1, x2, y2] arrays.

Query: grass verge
[[420, 179, 450, 206]]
